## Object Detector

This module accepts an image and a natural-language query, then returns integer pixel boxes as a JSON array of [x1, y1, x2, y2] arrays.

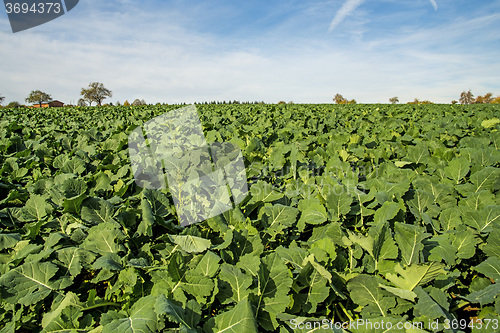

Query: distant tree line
[[2, 88, 500, 109]]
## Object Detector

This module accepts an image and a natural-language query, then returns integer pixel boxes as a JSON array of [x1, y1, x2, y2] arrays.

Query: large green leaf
[[452, 232, 477, 259], [295, 259, 330, 313], [82, 222, 126, 255], [444, 157, 469, 183], [460, 191, 495, 211], [347, 274, 395, 317], [61, 158, 86, 175], [168, 235, 211, 253], [249, 181, 283, 203], [138, 190, 155, 237], [439, 208, 462, 231], [413, 287, 448, 320], [60, 178, 87, 214], [383, 262, 446, 301], [0, 233, 21, 251], [92, 253, 123, 271], [57, 247, 95, 277], [81, 197, 116, 225], [218, 264, 252, 304], [463, 205, 500, 233], [143, 188, 171, 217], [406, 144, 430, 164], [150, 252, 187, 301], [325, 185, 353, 221], [427, 234, 457, 265], [372, 201, 401, 225], [102, 295, 157, 333], [276, 244, 309, 271], [297, 197, 327, 231], [458, 167, 500, 194], [474, 257, 500, 282], [370, 224, 398, 263], [181, 273, 215, 304], [0, 260, 67, 305], [255, 252, 293, 330], [155, 295, 200, 332], [466, 284, 500, 306], [483, 228, 500, 258], [195, 251, 221, 277], [18, 194, 52, 222], [211, 299, 257, 333], [94, 171, 112, 192], [261, 203, 299, 238], [41, 292, 83, 332], [394, 223, 430, 266], [407, 190, 434, 221]]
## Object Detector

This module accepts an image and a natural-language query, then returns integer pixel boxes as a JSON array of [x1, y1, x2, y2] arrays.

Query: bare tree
[[389, 97, 399, 104], [132, 99, 142, 106], [81, 82, 112, 106], [459, 90, 474, 105], [77, 98, 87, 107], [0, 94, 4, 105], [25, 90, 52, 106]]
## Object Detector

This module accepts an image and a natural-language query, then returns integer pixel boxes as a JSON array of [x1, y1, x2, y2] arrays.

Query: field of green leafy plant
[[0, 103, 499, 333]]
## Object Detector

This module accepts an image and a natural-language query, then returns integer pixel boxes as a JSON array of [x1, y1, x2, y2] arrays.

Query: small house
[[33, 100, 65, 108]]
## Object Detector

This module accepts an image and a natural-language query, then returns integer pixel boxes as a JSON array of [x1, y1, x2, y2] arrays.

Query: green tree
[[80, 82, 112, 106], [459, 90, 474, 105], [25, 90, 52, 106], [389, 97, 399, 104], [7, 101, 21, 108]]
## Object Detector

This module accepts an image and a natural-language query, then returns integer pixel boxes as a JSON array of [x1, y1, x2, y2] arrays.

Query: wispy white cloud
[[328, 0, 365, 32], [429, 0, 438, 11]]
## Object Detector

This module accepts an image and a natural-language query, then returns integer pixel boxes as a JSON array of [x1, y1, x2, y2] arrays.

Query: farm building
[[33, 100, 65, 108]]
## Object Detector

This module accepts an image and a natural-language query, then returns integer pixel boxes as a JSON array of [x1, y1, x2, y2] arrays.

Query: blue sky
[[1, 0, 499, 104]]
